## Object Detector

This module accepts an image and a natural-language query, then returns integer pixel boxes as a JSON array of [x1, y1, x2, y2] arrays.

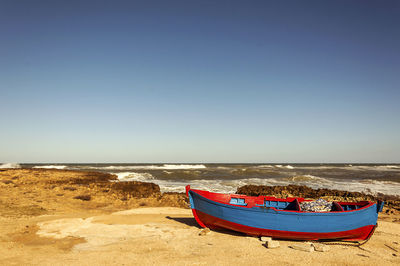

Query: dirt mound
[[0, 169, 189, 217]]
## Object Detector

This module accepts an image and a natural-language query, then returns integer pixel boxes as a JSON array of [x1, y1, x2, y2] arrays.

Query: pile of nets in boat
[[300, 198, 332, 212]]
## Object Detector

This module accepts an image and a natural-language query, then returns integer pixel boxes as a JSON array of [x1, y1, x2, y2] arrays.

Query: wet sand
[[1, 169, 399, 265]]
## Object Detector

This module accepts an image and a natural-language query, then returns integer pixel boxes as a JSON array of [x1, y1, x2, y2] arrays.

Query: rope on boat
[[315, 223, 378, 247]]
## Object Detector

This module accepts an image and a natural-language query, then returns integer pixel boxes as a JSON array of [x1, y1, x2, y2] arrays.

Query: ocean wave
[[377, 165, 400, 170], [115, 172, 155, 182], [283, 175, 328, 183], [88, 164, 207, 171], [273, 165, 294, 169], [0, 163, 21, 169], [339, 179, 400, 196], [386, 165, 400, 168], [131, 175, 400, 196], [216, 166, 234, 170], [44, 163, 398, 196], [160, 164, 206, 169], [163, 171, 173, 174], [296, 166, 338, 170], [33, 165, 67, 169], [255, 165, 275, 168], [345, 165, 400, 171]]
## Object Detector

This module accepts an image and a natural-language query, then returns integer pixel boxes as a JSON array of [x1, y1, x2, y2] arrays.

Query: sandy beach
[[1, 169, 399, 265]]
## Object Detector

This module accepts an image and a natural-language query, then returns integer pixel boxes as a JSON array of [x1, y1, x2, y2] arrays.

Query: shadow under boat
[[165, 216, 249, 237], [166, 216, 201, 228]]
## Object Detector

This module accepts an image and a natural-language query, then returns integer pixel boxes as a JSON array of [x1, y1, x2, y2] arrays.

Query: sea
[[1, 163, 400, 196]]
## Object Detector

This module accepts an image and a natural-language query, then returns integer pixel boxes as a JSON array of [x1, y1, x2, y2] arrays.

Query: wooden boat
[[186, 185, 384, 241]]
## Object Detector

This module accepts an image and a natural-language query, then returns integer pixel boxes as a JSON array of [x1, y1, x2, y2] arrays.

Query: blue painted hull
[[188, 189, 382, 241]]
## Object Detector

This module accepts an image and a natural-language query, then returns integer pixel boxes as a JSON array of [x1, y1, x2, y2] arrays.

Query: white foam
[[216, 166, 234, 170], [344, 165, 400, 171], [298, 166, 337, 170], [283, 175, 327, 182], [115, 172, 154, 182], [271, 164, 294, 169], [255, 165, 275, 168], [96, 164, 400, 197], [378, 165, 400, 170], [161, 164, 206, 169], [134, 174, 400, 197], [33, 165, 67, 169], [89, 164, 206, 171], [0, 163, 21, 169]]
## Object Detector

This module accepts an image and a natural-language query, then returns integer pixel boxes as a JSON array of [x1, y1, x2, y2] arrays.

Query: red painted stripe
[[192, 209, 375, 241]]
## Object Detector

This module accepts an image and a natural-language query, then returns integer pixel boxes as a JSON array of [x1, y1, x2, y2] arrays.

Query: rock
[[199, 228, 211, 236], [289, 242, 314, 252], [266, 240, 280, 248], [300, 199, 332, 212], [110, 181, 160, 198], [159, 192, 190, 208], [74, 195, 91, 201], [63, 186, 77, 191], [260, 236, 272, 242], [312, 243, 330, 252]]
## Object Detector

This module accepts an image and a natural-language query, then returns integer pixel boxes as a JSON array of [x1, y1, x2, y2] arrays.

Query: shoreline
[[1, 169, 399, 265], [3, 163, 400, 197], [1, 168, 399, 214]]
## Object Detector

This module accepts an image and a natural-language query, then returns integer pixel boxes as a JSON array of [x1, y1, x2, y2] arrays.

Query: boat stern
[[377, 200, 384, 213], [185, 185, 191, 197]]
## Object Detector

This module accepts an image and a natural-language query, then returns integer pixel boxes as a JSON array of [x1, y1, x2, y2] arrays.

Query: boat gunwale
[[188, 188, 376, 215]]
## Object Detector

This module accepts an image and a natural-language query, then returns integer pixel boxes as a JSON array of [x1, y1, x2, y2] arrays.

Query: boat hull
[[188, 188, 381, 241]]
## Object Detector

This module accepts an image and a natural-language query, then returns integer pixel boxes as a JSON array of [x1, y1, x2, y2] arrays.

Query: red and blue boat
[[186, 185, 384, 241]]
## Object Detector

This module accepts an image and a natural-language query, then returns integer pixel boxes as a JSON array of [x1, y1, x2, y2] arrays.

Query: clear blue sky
[[1, 0, 399, 163]]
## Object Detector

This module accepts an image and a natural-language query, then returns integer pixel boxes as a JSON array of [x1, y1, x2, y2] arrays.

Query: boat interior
[[189, 187, 373, 212]]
